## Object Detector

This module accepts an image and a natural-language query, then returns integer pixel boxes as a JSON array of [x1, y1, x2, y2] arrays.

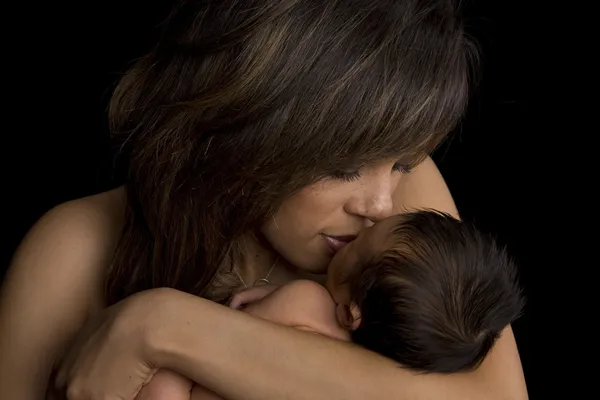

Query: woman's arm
[[147, 290, 526, 400], [0, 191, 123, 399]]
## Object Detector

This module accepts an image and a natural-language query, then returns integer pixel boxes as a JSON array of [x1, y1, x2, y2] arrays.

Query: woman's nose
[[344, 178, 396, 223], [364, 190, 394, 223]]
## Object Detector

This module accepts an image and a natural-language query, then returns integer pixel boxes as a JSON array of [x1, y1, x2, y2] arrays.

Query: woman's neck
[[237, 234, 284, 286], [237, 233, 326, 287]]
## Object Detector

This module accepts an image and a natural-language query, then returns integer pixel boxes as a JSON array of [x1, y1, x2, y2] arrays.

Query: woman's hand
[[229, 284, 280, 309], [135, 369, 194, 400], [54, 289, 170, 400], [52, 283, 331, 400]]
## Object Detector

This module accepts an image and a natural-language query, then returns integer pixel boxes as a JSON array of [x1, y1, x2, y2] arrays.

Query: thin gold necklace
[[233, 257, 279, 288]]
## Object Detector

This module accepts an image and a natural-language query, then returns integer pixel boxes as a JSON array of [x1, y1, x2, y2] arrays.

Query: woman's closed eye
[[331, 169, 362, 182], [331, 162, 413, 182], [392, 162, 413, 174]]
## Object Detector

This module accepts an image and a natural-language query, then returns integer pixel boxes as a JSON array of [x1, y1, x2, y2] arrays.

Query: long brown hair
[[105, 0, 478, 305]]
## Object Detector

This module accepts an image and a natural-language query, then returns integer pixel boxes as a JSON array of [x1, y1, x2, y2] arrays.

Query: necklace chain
[[233, 257, 278, 289]]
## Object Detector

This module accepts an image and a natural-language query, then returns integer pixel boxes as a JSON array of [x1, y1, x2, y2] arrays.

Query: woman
[[0, 1, 527, 399]]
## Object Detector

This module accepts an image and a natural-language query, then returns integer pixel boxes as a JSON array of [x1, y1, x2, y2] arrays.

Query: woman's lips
[[322, 234, 356, 253]]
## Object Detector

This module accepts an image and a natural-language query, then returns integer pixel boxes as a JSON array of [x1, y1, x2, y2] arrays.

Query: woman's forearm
[[147, 289, 527, 400]]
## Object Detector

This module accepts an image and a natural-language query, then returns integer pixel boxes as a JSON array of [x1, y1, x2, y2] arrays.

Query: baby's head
[[326, 210, 524, 373]]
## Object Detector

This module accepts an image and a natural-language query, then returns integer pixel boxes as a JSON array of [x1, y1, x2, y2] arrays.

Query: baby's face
[[326, 214, 403, 307]]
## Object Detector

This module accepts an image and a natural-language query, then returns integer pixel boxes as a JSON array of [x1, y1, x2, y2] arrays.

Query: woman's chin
[[283, 257, 326, 276], [298, 257, 331, 276]]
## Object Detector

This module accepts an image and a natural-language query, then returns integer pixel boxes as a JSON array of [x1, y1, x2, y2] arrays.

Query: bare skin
[[138, 281, 347, 400], [0, 157, 528, 400]]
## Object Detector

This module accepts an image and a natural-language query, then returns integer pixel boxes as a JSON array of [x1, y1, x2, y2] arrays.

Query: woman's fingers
[[55, 312, 104, 390], [52, 292, 163, 399], [135, 369, 193, 400], [229, 285, 279, 309]]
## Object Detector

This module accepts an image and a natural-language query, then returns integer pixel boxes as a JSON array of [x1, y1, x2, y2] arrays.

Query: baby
[[137, 210, 524, 399]]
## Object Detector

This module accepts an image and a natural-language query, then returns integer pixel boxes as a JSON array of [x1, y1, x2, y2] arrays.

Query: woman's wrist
[[112, 288, 190, 370], [135, 288, 221, 381], [131, 289, 181, 366]]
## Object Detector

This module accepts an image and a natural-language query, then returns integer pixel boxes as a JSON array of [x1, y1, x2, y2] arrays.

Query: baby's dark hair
[[349, 210, 524, 373]]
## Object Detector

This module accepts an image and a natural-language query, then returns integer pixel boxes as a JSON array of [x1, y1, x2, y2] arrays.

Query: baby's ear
[[336, 303, 353, 330], [348, 302, 362, 331], [336, 302, 362, 331]]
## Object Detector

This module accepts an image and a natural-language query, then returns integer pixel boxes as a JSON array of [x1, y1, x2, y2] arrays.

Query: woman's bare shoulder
[[60, 185, 127, 230], [393, 156, 460, 219], [5, 186, 127, 306], [0, 187, 128, 397]]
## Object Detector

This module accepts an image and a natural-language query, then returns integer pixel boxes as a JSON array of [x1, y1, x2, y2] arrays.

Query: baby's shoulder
[[278, 280, 336, 318], [280, 280, 349, 341], [279, 279, 332, 302]]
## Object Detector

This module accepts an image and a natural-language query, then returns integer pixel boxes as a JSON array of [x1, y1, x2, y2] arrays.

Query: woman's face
[[261, 159, 410, 273]]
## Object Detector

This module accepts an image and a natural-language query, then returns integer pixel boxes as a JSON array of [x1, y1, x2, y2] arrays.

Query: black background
[[4, 1, 561, 397]]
